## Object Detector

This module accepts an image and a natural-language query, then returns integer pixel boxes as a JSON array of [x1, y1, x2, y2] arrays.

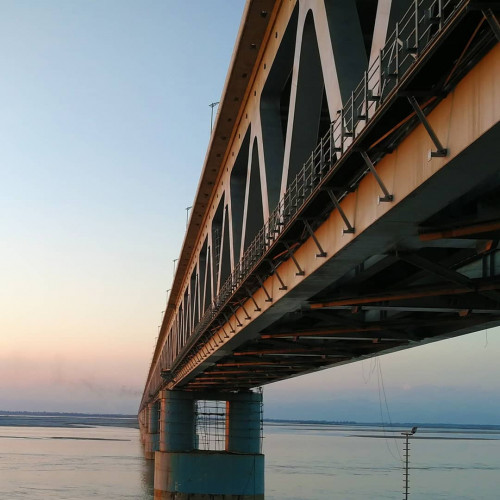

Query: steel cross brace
[[256, 275, 273, 302], [229, 305, 243, 327], [266, 259, 287, 290], [407, 96, 448, 158], [245, 286, 261, 311], [215, 317, 229, 338], [238, 299, 252, 320], [302, 219, 327, 257], [223, 312, 235, 333], [483, 8, 500, 41], [221, 325, 229, 339], [397, 251, 500, 303], [359, 151, 394, 202], [326, 189, 355, 234], [283, 241, 305, 276]]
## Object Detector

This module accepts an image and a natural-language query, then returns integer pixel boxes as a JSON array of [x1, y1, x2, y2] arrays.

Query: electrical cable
[[376, 358, 404, 464]]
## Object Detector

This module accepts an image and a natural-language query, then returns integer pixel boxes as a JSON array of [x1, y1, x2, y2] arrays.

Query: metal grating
[[194, 394, 264, 453], [195, 400, 226, 451]]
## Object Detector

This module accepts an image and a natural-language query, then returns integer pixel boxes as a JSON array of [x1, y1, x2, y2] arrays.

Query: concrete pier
[[148, 390, 264, 500], [144, 401, 160, 460]]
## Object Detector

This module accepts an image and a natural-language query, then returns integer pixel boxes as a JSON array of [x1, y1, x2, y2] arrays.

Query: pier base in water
[[154, 451, 264, 499], [151, 390, 264, 499]]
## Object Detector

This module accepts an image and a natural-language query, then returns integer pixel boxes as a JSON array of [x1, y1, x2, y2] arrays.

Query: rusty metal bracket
[[407, 96, 448, 158], [238, 299, 251, 320], [266, 259, 287, 290], [245, 286, 261, 311], [256, 275, 273, 302], [302, 219, 327, 257], [229, 305, 243, 327], [360, 151, 394, 202], [326, 189, 355, 234], [283, 241, 305, 276], [223, 312, 235, 333]]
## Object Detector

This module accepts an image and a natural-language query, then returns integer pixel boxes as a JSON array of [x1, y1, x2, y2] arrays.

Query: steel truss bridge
[[140, 0, 500, 411]]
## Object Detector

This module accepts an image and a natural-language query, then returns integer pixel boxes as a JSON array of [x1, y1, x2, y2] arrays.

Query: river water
[[1, 418, 499, 499]]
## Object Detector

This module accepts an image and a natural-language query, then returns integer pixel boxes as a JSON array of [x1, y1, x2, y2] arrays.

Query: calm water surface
[[1, 420, 499, 499], [264, 423, 500, 499], [0, 425, 154, 499]]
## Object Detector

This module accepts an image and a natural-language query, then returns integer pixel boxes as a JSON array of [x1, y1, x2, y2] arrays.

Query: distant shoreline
[[0, 411, 139, 429], [0, 410, 136, 418], [264, 418, 500, 431], [1, 411, 499, 431]]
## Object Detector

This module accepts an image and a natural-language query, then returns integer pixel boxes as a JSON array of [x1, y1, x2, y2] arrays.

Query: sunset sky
[[1, 1, 499, 424]]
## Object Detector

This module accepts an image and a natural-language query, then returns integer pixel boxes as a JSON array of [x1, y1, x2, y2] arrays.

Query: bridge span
[[139, 1, 499, 498]]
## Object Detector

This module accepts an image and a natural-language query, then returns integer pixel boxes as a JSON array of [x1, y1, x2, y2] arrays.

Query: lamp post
[[401, 426, 417, 499], [209, 101, 220, 133]]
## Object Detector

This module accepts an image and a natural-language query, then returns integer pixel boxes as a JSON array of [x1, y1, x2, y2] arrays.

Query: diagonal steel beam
[[397, 252, 475, 289], [483, 8, 500, 41], [419, 219, 500, 241], [310, 279, 500, 308], [260, 326, 382, 338], [397, 252, 500, 303]]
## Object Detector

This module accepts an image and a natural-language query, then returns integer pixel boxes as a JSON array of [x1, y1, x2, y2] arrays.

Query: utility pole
[[401, 426, 417, 499]]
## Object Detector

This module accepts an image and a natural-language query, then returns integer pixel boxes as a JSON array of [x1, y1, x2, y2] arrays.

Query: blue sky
[[0, 1, 499, 424]]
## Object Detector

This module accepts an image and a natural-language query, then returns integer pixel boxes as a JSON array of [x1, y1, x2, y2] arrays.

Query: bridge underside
[[180, 122, 500, 392], [174, 40, 500, 392]]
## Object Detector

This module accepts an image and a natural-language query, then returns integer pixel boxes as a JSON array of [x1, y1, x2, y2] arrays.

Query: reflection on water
[[141, 456, 155, 497], [0, 421, 499, 499]]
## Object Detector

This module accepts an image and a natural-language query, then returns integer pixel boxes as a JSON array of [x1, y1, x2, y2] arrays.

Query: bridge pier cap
[[154, 389, 264, 500]]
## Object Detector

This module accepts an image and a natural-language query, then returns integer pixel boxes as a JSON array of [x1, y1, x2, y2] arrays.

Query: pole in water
[[401, 426, 417, 499]]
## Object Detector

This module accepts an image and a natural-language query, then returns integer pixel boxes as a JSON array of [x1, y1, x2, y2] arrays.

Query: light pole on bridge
[[209, 101, 220, 133]]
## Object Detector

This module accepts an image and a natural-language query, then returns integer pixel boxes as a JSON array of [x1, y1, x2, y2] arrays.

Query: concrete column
[[148, 401, 159, 434], [138, 407, 148, 445], [144, 401, 160, 460], [159, 390, 195, 452], [226, 391, 262, 454], [154, 390, 264, 500]]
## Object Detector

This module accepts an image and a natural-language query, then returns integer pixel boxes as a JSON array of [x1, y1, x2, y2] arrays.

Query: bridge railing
[[145, 0, 467, 399]]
